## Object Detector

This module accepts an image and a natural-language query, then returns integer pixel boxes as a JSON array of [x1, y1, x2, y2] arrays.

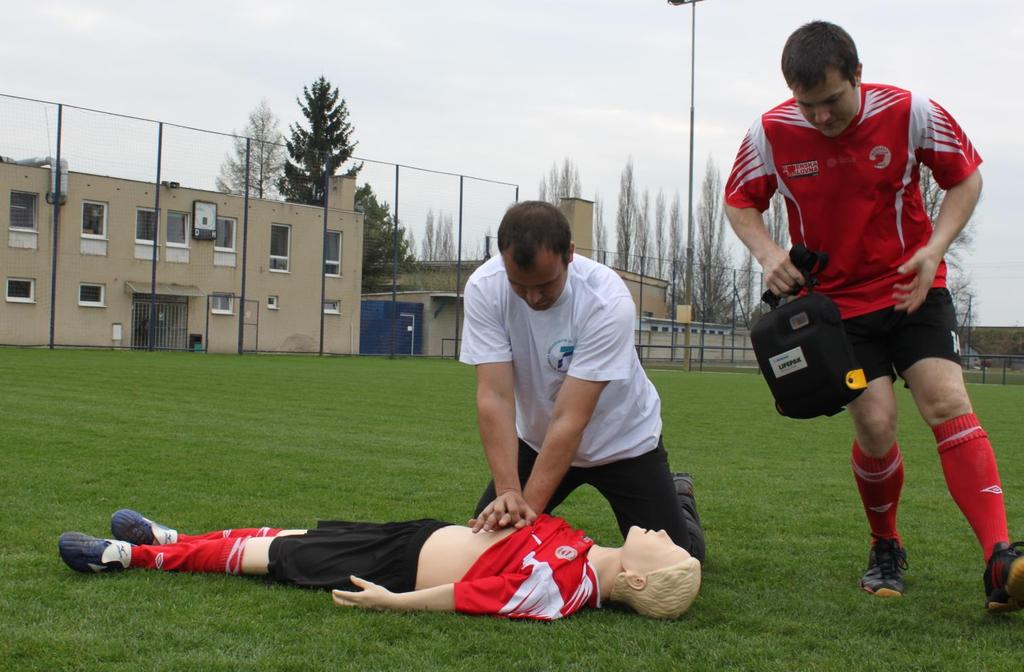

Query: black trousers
[[475, 438, 696, 556]]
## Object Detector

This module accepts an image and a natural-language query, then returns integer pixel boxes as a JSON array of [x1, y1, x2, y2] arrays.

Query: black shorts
[[266, 519, 450, 592], [843, 288, 961, 382]]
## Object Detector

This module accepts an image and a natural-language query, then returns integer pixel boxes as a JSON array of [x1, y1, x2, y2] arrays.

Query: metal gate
[[131, 294, 189, 350]]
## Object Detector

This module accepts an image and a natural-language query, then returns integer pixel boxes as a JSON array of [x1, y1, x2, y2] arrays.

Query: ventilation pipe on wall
[[0, 155, 69, 204]]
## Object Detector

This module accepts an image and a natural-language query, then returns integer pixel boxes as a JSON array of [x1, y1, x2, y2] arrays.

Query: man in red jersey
[[724, 20, 1023, 612], [58, 508, 701, 620]]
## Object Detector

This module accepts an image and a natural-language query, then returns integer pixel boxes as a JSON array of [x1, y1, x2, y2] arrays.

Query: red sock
[[130, 537, 252, 574], [178, 527, 282, 543], [851, 441, 904, 542], [935, 413, 1009, 561]]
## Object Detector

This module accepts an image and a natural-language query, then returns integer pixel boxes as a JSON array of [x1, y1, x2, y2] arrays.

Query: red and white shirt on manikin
[[724, 83, 981, 318], [453, 514, 600, 620]]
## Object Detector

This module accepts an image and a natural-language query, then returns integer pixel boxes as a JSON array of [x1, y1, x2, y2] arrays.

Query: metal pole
[[148, 122, 163, 351], [319, 157, 331, 356], [637, 255, 645, 361], [47, 104, 63, 349], [390, 164, 400, 358], [684, 1, 698, 370], [237, 137, 251, 354], [455, 175, 465, 359]]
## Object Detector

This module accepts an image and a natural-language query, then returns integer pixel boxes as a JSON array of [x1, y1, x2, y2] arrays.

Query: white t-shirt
[[460, 253, 662, 467]]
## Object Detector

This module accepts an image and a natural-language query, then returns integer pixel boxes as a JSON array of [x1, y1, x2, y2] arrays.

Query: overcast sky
[[4, 0, 1022, 324]]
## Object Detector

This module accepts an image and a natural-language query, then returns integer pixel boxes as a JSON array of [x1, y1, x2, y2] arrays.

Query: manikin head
[[781, 21, 863, 138], [497, 201, 575, 311], [609, 526, 702, 619]]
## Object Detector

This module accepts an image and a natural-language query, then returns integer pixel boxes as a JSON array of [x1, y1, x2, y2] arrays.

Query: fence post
[[47, 104, 63, 349], [319, 157, 331, 356], [454, 175, 465, 360], [637, 254, 645, 362], [237, 137, 251, 354], [390, 164, 400, 358], [148, 122, 163, 352]]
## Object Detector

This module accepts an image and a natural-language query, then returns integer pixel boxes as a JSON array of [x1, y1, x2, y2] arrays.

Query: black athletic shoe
[[672, 472, 706, 564], [984, 541, 1024, 613], [58, 532, 131, 573], [111, 508, 177, 545], [860, 537, 907, 597]]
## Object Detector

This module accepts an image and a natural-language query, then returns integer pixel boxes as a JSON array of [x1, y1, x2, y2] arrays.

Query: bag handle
[[760, 244, 830, 308]]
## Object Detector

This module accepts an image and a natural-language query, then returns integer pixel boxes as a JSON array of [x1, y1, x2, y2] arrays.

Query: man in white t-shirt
[[460, 201, 703, 560]]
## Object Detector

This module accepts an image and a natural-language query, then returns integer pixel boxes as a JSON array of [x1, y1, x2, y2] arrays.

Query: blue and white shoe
[[111, 509, 178, 545], [58, 532, 131, 573]]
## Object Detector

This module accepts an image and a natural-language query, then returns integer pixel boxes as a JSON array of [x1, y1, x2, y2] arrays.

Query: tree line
[[535, 156, 976, 327]]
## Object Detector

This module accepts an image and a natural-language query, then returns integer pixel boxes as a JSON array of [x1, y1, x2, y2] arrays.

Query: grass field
[[2, 348, 1023, 671]]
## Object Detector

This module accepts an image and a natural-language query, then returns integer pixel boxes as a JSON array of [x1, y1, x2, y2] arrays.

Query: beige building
[[1, 161, 364, 353]]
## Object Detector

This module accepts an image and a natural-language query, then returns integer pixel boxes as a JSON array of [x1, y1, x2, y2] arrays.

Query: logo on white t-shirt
[[547, 339, 575, 373]]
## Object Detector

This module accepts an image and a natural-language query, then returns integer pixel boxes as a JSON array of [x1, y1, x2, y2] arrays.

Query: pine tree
[[357, 184, 416, 293], [279, 77, 360, 206]]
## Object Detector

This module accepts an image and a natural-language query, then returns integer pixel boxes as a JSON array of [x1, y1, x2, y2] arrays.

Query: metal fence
[[0, 93, 516, 356]]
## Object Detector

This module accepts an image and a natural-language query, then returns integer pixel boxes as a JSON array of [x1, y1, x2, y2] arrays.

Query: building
[[1, 160, 364, 353]]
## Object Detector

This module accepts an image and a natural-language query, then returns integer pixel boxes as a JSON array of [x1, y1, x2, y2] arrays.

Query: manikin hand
[[469, 490, 537, 533], [893, 246, 942, 313], [332, 576, 393, 610]]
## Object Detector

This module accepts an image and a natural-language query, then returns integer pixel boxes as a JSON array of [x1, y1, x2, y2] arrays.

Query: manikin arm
[[332, 577, 455, 612]]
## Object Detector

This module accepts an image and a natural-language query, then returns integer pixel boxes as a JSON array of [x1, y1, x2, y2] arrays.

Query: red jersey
[[724, 83, 981, 317], [453, 514, 600, 620]]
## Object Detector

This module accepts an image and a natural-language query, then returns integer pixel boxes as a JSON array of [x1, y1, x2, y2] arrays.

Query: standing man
[[724, 21, 1022, 611], [459, 200, 704, 561]]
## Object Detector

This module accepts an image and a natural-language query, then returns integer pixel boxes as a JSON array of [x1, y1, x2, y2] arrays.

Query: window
[[82, 201, 107, 237], [10, 191, 37, 230], [5, 277, 35, 303], [270, 224, 290, 271], [167, 211, 189, 246], [79, 283, 105, 307], [323, 299, 340, 314], [267, 295, 279, 310], [215, 217, 236, 250], [211, 294, 233, 314], [136, 208, 157, 242], [324, 231, 342, 276]]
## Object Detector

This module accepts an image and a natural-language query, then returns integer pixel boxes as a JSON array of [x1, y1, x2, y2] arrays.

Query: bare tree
[[654, 189, 667, 279], [693, 157, 733, 324], [667, 191, 684, 309], [217, 99, 286, 199], [537, 157, 582, 204], [616, 158, 637, 270], [593, 191, 609, 263], [632, 189, 652, 274], [766, 192, 789, 249], [420, 209, 455, 261]]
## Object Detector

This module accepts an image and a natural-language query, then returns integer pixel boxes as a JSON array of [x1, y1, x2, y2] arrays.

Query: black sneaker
[[58, 532, 131, 573], [860, 537, 907, 597], [984, 541, 1024, 613]]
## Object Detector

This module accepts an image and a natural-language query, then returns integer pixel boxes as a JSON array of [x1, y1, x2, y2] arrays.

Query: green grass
[[2, 349, 1024, 671]]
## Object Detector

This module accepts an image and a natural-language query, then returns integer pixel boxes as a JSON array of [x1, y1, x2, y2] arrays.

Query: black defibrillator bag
[[750, 245, 867, 419]]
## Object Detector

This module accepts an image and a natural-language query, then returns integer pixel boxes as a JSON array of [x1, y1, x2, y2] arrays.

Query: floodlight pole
[[668, 0, 704, 368]]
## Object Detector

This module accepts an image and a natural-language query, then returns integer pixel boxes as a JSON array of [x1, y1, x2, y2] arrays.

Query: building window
[[211, 294, 233, 315], [136, 208, 157, 242], [82, 201, 107, 238], [215, 217, 236, 251], [267, 295, 279, 310], [167, 211, 189, 246], [323, 299, 340, 315], [270, 224, 290, 271], [5, 277, 35, 303], [10, 191, 37, 230], [79, 283, 105, 307], [324, 231, 342, 276]]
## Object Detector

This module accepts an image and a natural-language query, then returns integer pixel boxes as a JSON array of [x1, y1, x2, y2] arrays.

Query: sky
[[3, 0, 1022, 325]]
